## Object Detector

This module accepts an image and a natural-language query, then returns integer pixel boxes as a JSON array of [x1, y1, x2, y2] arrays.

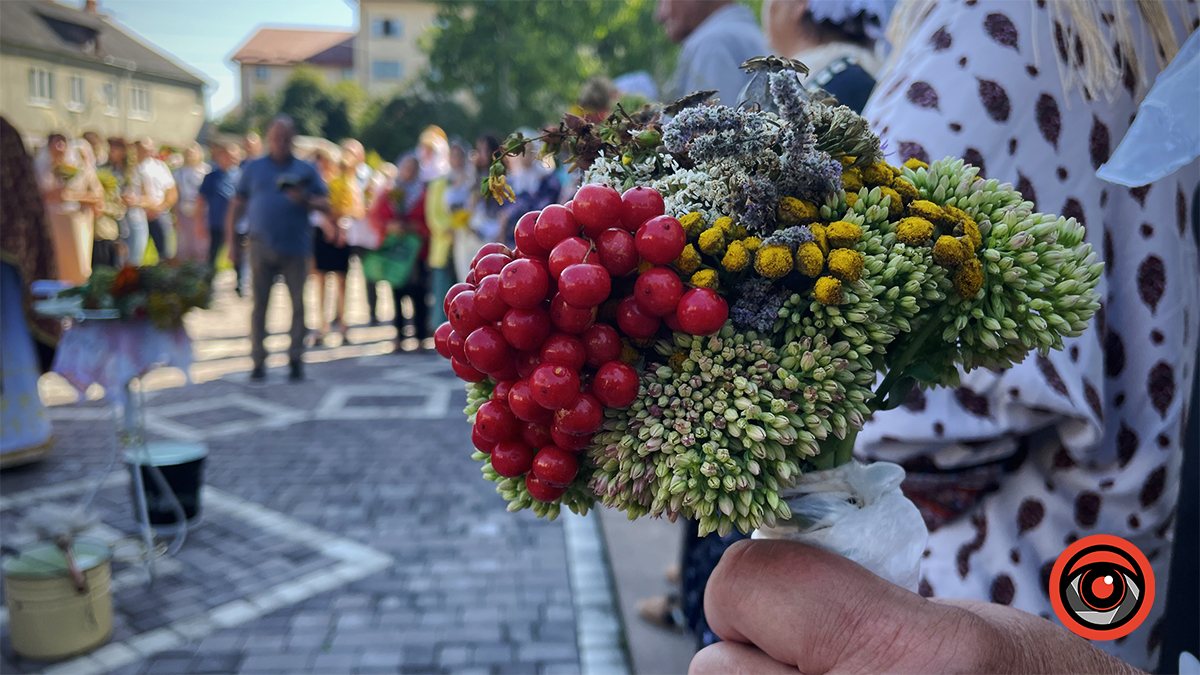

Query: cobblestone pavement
[[1, 271, 629, 675]]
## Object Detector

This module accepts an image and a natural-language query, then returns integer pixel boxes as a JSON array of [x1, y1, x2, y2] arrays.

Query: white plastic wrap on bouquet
[[753, 461, 928, 592]]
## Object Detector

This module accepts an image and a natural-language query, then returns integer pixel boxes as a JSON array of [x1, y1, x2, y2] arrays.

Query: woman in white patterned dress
[[858, 1, 1198, 669]]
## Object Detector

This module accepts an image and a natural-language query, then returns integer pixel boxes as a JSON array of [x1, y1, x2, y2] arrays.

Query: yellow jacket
[[425, 176, 452, 269]]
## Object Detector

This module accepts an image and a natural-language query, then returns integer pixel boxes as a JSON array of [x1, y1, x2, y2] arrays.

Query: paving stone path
[[1, 272, 628, 675]]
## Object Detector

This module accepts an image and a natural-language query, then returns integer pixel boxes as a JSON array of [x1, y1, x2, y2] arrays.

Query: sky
[[97, 0, 357, 117]]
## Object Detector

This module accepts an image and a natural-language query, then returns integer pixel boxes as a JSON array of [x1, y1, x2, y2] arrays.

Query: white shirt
[[667, 4, 770, 107], [132, 157, 175, 208]]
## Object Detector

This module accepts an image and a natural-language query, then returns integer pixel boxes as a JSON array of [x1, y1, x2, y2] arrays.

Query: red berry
[[521, 422, 553, 449], [616, 295, 660, 339], [595, 228, 638, 277], [464, 269, 477, 285], [619, 186, 664, 231], [676, 287, 729, 336], [434, 322, 454, 359], [581, 323, 622, 368], [635, 215, 686, 265], [549, 294, 596, 334], [464, 326, 512, 375], [664, 313, 683, 333], [514, 211, 549, 256], [491, 440, 534, 478], [500, 306, 552, 351], [471, 425, 496, 454], [474, 252, 512, 279], [558, 263, 611, 309], [471, 242, 512, 268], [532, 445, 579, 487], [444, 282, 473, 317], [499, 259, 550, 309], [475, 399, 518, 441], [634, 267, 685, 317], [514, 350, 542, 380], [451, 358, 487, 382], [448, 290, 486, 334], [447, 330, 466, 363], [554, 393, 603, 435], [540, 333, 587, 371], [550, 425, 592, 451], [490, 361, 519, 382], [508, 379, 552, 423], [593, 361, 639, 408], [534, 205, 579, 251], [573, 184, 623, 238], [493, 379, 516, 402], [548, 237, 598, 279], [473, 275, 509, 322], [525, 474, 567, 502], [529, 363, 581, 409]]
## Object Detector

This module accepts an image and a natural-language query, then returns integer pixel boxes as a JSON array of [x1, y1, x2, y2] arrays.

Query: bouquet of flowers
[[436, 61, 1101, 543], [63, 261, 212, 329]]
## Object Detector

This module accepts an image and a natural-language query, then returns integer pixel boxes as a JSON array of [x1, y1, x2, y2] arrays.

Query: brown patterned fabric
[[1, 116, 61, 364]]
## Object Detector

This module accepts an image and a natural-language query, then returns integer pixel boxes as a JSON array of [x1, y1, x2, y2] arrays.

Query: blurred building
[[355, 0, 437, 96], [0, 0, 207, 148], [231, 28, 356, 105]]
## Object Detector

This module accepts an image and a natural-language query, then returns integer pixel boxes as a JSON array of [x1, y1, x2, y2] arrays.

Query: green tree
[[357, 93, 474, 162], [424, 0, 677, 134], [277, 66, 329, 137]]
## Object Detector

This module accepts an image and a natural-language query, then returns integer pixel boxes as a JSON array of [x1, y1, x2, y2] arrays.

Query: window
[[130, 84, 151, 117], [28, 67, 54, 104], [102, 81, 119, 114], [341, 67, 355, 80], [68, 74, 85, 111], [371, 18, 402, 38], [371, 60, 401, 81], [254, 65, 268, 82]]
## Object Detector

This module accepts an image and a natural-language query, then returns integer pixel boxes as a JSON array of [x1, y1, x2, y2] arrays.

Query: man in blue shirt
[[198, 142, 240, 269], [225, 115, 329, 382]]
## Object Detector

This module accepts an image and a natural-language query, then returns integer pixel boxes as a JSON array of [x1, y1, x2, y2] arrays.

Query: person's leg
[[146, 216, 167, 260], [234, 232, 248, 295], [312, 270, 328, 335], [282, 254, 309, 367], [429, 266, 453, 327], [249, 242, 273, 371], [207, 228, 225, 269], [392, 284, 406, 350], [123, 213, 148, 266], [334, 272, 348, 336], [410, 266, 430, 342], [366, 279, 379, 324]]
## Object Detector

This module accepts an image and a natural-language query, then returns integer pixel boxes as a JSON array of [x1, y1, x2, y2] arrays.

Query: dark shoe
[[288, 360, 304, 381], [249, 365, 266, 383], [636, 594, 684, 631]]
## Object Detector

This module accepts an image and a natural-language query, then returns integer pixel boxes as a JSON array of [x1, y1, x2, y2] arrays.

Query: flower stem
[[872, 313, 943, 409]]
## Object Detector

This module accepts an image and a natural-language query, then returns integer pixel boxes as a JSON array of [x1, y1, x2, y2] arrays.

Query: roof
[[231, 28, 355, 67], [0, 0, 206, 89]]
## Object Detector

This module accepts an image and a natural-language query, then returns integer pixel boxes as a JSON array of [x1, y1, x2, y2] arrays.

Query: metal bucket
[[2, 538, 113, 661], [125, 442, 208, 525]]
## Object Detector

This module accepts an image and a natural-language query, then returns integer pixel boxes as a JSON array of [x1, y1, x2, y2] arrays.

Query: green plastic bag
[[362, 233, 421, 288]]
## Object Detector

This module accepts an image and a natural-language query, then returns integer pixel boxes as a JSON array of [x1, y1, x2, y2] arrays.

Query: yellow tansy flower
[[895, 217, 935, 246], [778, 196, 819, 226], [891, 177, 920, 202], [814, 276, 843, 305], [637, 259, 654, 274], [907, 199, 944, 223], [841, 169, 863, 193], [903, 157, 929, 171], [679, 212, 705, 238], [795, 242, 824, 277], [732, 224, 748, 239], [712, 216, 733, 234], [860, 162, 893, 186], [754, 245, 793, 279], [620, 341, 642, 365], [698, 227, 726, 256], [810, 224, 828, 255], [668, 350, 688, 372], [838, 156, 857, 167], [845, 192, 859, 207], [826, 221, 863, 248], [674, 244, 701, 274], [932, 235, 967, 267], [953, 258, 984, 299], [827, 249, 864, 283], [742, 236, 762, 252], [721, 242, 750, 272], [879, 186, 903, 218], [959, 216, 982, 250], [690, 269, 719, 289]]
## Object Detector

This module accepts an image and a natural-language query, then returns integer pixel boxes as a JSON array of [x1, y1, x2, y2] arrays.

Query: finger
[[689, 641, 797, 675], [703, 539, 946, 673]]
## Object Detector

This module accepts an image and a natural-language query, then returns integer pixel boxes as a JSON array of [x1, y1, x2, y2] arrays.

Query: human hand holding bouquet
[[436, 62, 1101, 563]]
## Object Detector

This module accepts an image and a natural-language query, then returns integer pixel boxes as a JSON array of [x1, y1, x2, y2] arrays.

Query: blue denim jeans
[[120, 210, 149, 265]]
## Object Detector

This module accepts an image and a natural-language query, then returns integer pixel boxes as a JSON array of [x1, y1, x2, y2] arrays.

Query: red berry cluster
[[434, 184, 729, 503]]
